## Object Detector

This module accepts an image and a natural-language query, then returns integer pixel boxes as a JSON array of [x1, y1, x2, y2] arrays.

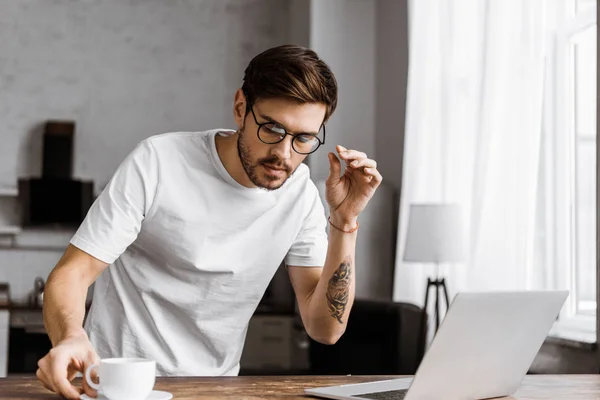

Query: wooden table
[[1, 375, 599, 399]]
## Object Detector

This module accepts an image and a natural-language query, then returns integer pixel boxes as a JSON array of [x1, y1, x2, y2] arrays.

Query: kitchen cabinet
[[240, 313, 309, 374], [7, 307, 50, 375]]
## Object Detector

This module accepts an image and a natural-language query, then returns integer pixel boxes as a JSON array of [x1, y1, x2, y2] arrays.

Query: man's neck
[[214, 131, 255, 188]]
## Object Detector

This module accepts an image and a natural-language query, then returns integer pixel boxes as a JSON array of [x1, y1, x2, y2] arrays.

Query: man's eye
[[296, 134, 315, 144], [265, 123, 286, 135]]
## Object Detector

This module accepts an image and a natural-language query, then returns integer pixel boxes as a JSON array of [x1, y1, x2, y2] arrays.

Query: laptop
[[305, 290, 568, 400]]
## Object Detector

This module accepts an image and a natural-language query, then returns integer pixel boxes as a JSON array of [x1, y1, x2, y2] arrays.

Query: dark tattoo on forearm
[[326, 256, 352, 324]]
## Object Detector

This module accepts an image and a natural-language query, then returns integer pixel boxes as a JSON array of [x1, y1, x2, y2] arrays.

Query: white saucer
[[80, 390, 173, 400]]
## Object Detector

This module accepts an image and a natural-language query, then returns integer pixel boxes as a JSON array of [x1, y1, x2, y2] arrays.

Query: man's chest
[[133, 190, 306, 276]]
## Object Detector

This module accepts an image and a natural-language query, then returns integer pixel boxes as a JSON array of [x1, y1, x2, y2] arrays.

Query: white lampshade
[[403, 203, 466, 263]]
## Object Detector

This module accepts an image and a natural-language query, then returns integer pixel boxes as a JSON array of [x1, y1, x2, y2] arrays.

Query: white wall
[[289, 0, 311, 48], [307, 0, 376, 182], [0, 246, 64, 303], [376, 0, 409, 194], [0, 0, 290, 303], [0, 0, 290, 192]]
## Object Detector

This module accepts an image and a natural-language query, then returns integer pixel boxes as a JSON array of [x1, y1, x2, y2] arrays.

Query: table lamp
[[403, 203, 466, 346]]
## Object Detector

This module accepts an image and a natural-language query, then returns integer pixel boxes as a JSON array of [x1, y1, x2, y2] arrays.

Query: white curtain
[[393, 0, 550, 306]]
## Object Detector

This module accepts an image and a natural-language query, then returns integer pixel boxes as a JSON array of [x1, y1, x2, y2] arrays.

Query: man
[[36, 44, 382, 399]]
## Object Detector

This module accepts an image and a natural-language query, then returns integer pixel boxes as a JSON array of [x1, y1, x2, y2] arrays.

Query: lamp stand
[[418, 272, 450, 357]]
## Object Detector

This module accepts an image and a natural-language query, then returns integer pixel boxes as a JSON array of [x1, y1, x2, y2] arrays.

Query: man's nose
[[270, 135, 293, 160]]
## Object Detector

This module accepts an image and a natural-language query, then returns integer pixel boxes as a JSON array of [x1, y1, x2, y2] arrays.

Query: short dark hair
[[242, 44, 338, 122]]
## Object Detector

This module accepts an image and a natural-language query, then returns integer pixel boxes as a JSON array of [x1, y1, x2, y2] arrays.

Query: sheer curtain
[[393, 0, 549, 305]]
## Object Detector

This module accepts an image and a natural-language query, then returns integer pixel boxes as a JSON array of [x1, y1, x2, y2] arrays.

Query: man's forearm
[[44, 266, 90, 346], [305, 213, 357, 344]]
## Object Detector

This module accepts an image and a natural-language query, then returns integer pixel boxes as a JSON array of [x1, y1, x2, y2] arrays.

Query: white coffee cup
[[85, 358, 156, 400]]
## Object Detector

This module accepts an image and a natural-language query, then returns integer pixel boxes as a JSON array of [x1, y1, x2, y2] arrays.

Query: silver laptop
[[305, 290, 568, 400]]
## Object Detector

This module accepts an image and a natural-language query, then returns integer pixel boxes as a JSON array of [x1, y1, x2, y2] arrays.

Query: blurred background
[[0, 0, 597, 378]]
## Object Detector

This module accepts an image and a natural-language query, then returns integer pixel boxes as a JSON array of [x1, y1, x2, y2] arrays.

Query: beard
[[237, 126, 294, 191]]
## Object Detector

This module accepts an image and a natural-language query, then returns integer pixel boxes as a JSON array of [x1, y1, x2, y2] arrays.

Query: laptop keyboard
[[353, 389, 408, 400]]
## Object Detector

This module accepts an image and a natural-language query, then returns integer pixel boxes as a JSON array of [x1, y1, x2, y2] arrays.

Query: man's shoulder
[[135, 129, 234, 162], [143, 129, 221, 148]]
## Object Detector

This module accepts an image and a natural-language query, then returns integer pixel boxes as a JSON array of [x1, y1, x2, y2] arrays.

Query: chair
[[308, 299, 426, 375]]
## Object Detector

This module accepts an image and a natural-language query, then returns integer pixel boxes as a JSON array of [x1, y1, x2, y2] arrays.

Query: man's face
[[236, 96, 326, 191]]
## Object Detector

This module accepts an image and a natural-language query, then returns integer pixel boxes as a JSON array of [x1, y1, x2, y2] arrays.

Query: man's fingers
[[364, 167, 383, 187], [360, 173, 373, 184], [340, 151, 367, 163], [36, 330, 100, 400], [48, 353, 83, 400], [327, 152, 342, 180], [336, 146, 367, 163], [53, 376, 82, 400], [349, 158, 377, 170], [82, 357, 100, 398], [36, 367, 55, 392]]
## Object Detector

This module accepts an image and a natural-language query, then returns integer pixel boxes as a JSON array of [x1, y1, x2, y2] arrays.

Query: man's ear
[[233, 88, 247, 128]]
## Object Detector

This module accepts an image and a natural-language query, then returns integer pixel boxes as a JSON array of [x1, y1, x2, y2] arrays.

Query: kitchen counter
[[7, 305, 44, 327], [0, 303, 43, 310], [2, 375, 600, 399], [5, 301, 92, 329]]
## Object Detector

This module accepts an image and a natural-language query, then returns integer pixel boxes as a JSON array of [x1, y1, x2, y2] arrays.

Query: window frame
[[545, 0, 597, 341]]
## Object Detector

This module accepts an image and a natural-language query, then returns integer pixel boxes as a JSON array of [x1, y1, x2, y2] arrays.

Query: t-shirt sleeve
[[284, 185, 328, 267], [70, 139, 159, 264]]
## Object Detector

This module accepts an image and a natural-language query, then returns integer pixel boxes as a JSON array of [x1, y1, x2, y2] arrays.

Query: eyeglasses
[[246, 100, 326, 155]]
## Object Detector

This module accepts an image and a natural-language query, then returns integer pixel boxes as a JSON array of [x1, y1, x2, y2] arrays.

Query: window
[[540, 0, 596, 341], [573, 0, 596, 14], [574, 23, 596, 317]]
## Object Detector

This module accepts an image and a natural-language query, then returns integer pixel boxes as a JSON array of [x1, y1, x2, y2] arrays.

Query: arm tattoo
[[326, 256, 352, 324]]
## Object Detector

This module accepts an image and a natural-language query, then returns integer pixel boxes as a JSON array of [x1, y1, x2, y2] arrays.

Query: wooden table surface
[[1, 374, 600, 399]]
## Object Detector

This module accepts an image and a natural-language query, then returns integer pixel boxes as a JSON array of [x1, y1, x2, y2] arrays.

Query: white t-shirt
[[71, 129, 328, 376]]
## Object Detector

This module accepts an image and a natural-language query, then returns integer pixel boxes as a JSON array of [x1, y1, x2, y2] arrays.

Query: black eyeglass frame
[[244, 92, 326, 155]]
